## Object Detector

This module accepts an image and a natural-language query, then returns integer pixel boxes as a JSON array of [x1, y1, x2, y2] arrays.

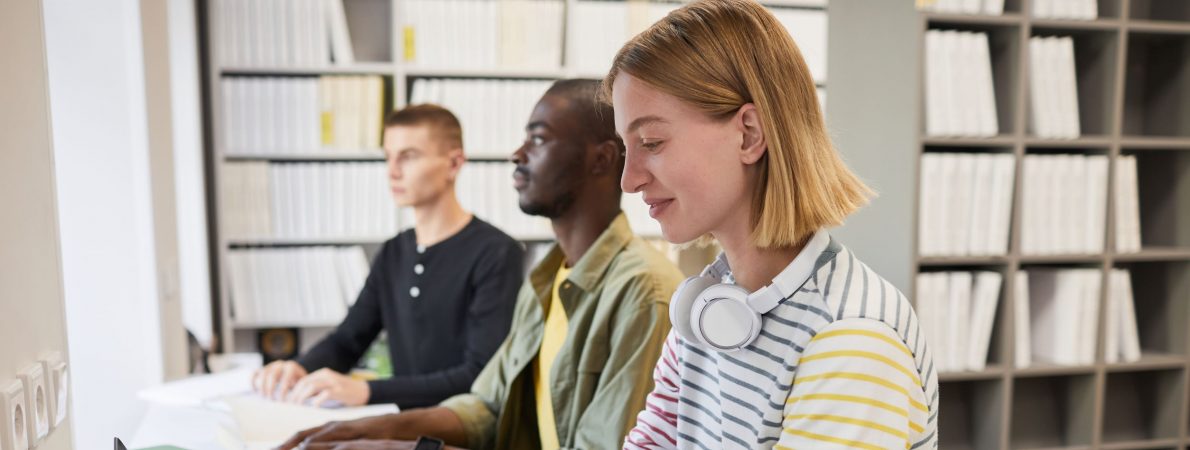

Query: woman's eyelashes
[[639, 138, 664, 151]]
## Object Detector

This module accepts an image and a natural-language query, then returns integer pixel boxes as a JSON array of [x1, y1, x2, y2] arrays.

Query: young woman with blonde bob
[[606, 1, 939, 448]]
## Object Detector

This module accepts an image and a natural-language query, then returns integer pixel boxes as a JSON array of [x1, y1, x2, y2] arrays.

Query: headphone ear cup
[[669, 276, 720, 344], [691, 284, 762, 352]]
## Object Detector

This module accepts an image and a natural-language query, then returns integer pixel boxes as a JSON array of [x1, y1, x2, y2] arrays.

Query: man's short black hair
[[546, 79, 626, 172]]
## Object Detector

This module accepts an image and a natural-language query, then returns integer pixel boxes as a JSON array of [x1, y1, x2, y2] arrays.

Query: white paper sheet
[[221, 394, 398, 448], [137, 367, 256, 408]]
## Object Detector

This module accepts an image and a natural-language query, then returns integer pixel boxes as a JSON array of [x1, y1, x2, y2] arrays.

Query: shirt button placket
[[411, 244, 426, 299]]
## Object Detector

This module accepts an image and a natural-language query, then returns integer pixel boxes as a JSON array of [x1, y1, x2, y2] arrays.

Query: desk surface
[[130, 403, 240, 450], [130, 366, 398, 450]]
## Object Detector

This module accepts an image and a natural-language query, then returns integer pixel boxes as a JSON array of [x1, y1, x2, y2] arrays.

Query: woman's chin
[[658, 224, 700, 246]]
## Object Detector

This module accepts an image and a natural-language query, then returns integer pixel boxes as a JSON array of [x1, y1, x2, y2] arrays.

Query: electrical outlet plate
[[51, 365, 66, 428], [37, 352, 67, 428], [0, 379, 28, 450], [16, 365, 48, 444]]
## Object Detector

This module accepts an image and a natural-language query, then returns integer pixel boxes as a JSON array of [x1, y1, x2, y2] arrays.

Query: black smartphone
[[414, 436, 445, 450]]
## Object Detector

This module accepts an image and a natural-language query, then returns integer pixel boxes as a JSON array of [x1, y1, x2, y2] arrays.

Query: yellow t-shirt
[[535, 263, 571, 449]]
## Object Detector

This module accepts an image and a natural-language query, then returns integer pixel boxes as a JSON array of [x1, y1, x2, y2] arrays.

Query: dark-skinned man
[[278, 79, 683, 450]]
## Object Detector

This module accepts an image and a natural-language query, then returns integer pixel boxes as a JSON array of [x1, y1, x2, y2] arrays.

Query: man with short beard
[[279, 79, 683, 450]]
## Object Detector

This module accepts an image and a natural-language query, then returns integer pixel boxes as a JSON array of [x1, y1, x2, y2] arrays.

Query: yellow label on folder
[[321, 112, 334, 146], [403, 26, 416, 62]]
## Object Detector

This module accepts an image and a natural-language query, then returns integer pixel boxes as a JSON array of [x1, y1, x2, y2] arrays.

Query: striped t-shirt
[[624, 234, 939, 449]]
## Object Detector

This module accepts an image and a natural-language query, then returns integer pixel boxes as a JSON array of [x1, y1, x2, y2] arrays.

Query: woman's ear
[[735, 103, 767, 165]]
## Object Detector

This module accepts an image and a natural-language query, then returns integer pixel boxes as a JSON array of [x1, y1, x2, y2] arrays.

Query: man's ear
[[445, 147, 465, 181], [589, 139, 620, 177], [735, 103, 767, 165]]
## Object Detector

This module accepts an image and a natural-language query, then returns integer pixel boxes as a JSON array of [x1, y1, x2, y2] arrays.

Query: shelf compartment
[[403, 67, 566, 80], [224, 151, 386, 162], [219, 63, 397, 76], [1105, 352, 1188, 372], [1113, 247, 1190, 262], [1111, 261, 1190, 356], [938, 378, 1006, 450], [939, 365, 1009, 381], [1025, 135, 1114, 147], [1120, 136, 1190, 150], [226, 237, 390, 247], [1017, 255, 1106, 264], [1029, 19, 1123, 30], [1099, 440, 1182, 450], [1123, 32, 1190, 137], [1124, 151, 1190, 249], [1010, 374, 1097, 448], [927, 22, 1023, 135], [923, 135, 1018, 147], [1013, 362, 1098, 378], [1027, 27, 1121, 138], [919, 255, 1011, 267], [1129, 0, 1190, 23], [1101, 369, 1184, 443], [926, 12, 1026, 26]]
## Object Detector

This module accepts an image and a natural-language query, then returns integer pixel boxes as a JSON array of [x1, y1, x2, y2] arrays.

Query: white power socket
[[0, 379, 28, 450], [37, 353, 67, 428], [16, 365, 48, 445], [16, 366, 48, 447]]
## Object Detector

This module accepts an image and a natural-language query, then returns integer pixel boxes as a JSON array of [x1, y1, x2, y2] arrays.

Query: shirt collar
[[530, 213, 635, 294], [710, 229, 833, 309]]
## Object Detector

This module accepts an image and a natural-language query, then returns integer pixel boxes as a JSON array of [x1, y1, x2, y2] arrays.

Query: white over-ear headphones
[[669, 230, 831, 352]]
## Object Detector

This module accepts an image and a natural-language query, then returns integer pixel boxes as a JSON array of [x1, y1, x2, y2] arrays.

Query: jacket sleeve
[[440, 278, 535, 450], [569, 275, 673, 450]]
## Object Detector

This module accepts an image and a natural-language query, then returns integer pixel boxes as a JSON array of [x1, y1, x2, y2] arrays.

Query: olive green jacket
[[441, 214, 683, 450]]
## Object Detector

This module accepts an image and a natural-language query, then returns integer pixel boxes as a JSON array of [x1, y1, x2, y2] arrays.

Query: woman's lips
[[646, 198, 674, 219]]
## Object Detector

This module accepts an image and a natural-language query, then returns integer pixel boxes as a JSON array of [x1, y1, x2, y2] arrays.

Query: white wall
[[0, 1, 75, 448], [42, 0, 171, 444], [168, 0, 215, 350]]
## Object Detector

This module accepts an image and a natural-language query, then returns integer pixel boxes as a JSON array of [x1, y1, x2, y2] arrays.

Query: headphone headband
[[705, 230, 832, 315]]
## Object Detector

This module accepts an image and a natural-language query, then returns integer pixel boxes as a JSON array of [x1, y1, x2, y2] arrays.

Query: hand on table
[[275, 415, 399, 450], [253, 361, 369, 407], [285, 368, 370, 407], [289, 439, 464, 450], [253, 360, 308, 401]]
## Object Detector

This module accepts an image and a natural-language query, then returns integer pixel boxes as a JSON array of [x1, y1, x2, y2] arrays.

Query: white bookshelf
[[202, 0, 829, 352], [830, 0, 1190, 448]]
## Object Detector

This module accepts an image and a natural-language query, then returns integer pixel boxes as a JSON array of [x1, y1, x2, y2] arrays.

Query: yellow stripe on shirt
[[783, 428, 885, 450], [787, 394, 925, 434], [809, 329, 914, 359], [787, 413, 909, 441], [799, 350, 922, 386], [792, 372, 929, 413], [787, 393, 904, 419]]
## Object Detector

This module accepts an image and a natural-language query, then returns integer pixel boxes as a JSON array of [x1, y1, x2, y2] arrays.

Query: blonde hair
[[602, 0, 873, 248]]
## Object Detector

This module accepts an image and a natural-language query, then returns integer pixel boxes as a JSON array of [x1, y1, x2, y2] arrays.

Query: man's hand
[[275, 415, 399, 450], [293, 439, 414, 450], [297, 440, 465, 450], [286, 368, 371, 407], [253, 360, 309, 401]]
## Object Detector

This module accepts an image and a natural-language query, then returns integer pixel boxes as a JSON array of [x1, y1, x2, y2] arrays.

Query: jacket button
[[410, 286, 420, 298], [414, 264, 424, 275]]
